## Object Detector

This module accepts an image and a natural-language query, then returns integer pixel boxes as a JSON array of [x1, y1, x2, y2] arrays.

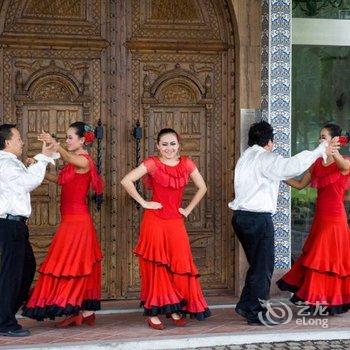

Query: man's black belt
[[4, 214, 28, 223]]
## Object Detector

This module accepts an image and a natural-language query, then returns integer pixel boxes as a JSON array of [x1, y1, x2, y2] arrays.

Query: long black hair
[[69, 121, 95, 146], [69, 121, 102, 208], [323, 123, 342, 138], [69, 121, 86, 138]]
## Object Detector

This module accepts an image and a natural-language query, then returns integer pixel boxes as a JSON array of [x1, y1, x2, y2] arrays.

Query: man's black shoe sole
[[0, 330, 30, 337], [235, 307, 249, 319], [247, 319, 280, 326]]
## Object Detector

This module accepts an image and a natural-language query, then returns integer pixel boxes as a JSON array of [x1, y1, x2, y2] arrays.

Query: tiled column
[[261, 0, 292, 275]]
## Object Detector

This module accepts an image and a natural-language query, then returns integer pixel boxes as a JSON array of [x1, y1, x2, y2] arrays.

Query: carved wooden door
[[147, 106, 210, 268], [123, 0, 236, 297], [0, 0, 236, 300], [22, 105, 83, 268]]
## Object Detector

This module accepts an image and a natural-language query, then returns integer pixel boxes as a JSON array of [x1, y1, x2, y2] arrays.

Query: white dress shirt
[[0, 150, 55, 218], [228, 143, 326, 214]]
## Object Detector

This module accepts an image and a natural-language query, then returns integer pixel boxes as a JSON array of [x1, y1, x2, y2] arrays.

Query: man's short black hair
[[0, 124, 16, 150], [248, 121, 274, 147]]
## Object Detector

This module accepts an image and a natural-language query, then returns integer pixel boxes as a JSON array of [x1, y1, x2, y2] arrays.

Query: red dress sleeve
[[142, 157, 157, 174], [185, 157, 197, 174], [142, 157, 157, 190], [58, 154, 104, 195], [80, 154, 104, 194], [310, 157, 350, 189]]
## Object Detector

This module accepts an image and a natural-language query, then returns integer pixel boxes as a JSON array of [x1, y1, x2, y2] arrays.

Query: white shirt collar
[[0, 150, 18, 159]]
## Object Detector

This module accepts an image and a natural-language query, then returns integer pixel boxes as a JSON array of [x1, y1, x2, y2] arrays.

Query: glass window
[[291, 45, 350, 263], [293, 0, 350, 19]]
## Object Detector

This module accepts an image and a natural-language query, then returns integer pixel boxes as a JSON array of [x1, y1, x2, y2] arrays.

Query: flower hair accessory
[[84, 124, 95, 145], [339, 132, 350, 147]]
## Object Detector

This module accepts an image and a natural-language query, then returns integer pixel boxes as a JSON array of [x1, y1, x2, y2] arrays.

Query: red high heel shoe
[[147, 317, 165, 330], [57, 314, 83, 327], [166, 313, 186, 327], [172, 317, 186, 327], [82, 313, 96, 326]]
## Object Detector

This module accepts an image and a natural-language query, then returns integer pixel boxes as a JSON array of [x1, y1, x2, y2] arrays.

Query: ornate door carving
[[143, 66, 216, 278], [13, 63, 90, 273], [123, 0, 236, 297], [0, 49, 108, 294], [22, 105, 83, 265], [0, 0, 236, 300]]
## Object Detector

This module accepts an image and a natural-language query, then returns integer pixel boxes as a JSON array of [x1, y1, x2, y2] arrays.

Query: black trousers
[[0, 219, 36, 331], [232, 210, 274, 321]]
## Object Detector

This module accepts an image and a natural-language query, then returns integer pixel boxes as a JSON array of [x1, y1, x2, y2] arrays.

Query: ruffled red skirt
[[277, 213, 350, 314], [134, 210, 210, 320], [22, 214, 103, 321]]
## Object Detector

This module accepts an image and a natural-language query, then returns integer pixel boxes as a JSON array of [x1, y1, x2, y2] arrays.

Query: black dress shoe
[[0, 328, 31, 337], [235, 307, 249, 319], [247, 316, 280, 326]]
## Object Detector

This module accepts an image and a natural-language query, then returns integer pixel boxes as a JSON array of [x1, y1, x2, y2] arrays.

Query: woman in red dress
[[22, 122, 103, 326], [277, 123, 350, 314], [121, 128, 210, 329]]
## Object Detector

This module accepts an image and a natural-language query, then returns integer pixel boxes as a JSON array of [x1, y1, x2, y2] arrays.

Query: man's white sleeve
[[5, 155, 53, 193], [260, 143, 326, 181]]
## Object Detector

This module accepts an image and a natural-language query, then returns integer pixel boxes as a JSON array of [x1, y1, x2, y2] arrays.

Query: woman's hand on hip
[[142, 201, 163, 210], [178, 208, 190, 217]]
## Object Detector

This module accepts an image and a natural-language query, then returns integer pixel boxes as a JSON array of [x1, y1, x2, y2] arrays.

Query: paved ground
[[0, 297, 349, 349], [199, 339, 350, 349]]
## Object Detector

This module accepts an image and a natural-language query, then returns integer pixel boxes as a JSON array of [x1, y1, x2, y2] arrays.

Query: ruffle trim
[[134, 253, 199, 277], [39, 239, 103, 277], [290, 295, 350, 316], [277, 279, 350, 315], [38, 259, 103, 278], [299, 257, 350, 278], [141, 301, 211, 320], [141, 300, 186, 316], [58, 154, 104, 194], [298, 218, 350, 277], [143, 156, 191, 190], [181, 308, 211, 321], [276, 278, 299, 293], [22, 300, 100, 321], [311, 158, 350, 189]]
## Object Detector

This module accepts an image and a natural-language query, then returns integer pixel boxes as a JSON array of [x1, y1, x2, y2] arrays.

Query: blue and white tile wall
[[261, 0, 292, 269]]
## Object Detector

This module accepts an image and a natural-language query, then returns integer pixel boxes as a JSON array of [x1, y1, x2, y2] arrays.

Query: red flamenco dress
[[22, 154, 104, 320], [134, 156, 210, 320], [277, 157, 350, 314]]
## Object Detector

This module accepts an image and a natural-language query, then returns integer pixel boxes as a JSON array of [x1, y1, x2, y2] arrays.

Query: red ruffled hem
[[299, 214, 350, 276], [280, 260, 350, 306], [279, 211, 350, 307], [39, 214, 103, 277], [134, 210, 199, 276], [139, 257, 208, 316], [25, 259, 101, 310]]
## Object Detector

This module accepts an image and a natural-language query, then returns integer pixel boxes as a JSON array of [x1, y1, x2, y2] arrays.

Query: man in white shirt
[[228, 121, 338, 326], [0, 124, 55, 337]]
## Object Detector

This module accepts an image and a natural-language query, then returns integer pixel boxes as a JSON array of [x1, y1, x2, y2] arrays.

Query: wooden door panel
[[147, 108, 207, 230], [0, 0, 235, 299], [23, 105, 83, 271], [127, 50, 234, 296]]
